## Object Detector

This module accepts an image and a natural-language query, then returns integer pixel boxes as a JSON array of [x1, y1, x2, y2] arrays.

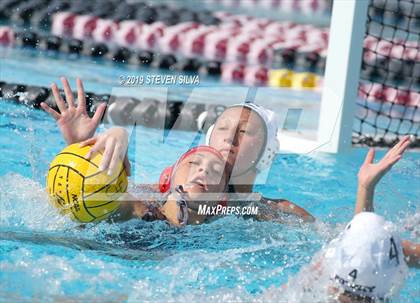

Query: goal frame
[[279, 0, 369, 154]]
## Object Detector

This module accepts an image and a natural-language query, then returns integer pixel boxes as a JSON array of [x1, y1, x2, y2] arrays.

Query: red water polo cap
[[158, 145, 224, 193]]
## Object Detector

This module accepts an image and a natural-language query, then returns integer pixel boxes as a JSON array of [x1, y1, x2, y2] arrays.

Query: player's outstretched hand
[[41, 77, 107, 145], [80, 127, 131, 176], [358, 135, 411, 191]]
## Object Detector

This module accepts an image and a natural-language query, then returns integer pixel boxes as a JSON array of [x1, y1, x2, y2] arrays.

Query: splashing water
[[1, 171, 418, 302]]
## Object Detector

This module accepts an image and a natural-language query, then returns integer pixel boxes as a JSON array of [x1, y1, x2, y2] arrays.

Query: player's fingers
[[91, 102, 107, 126], [363, 148, 375, 165], [387, 135, 410, 157], [396, 136, 411, 155], [61, 77, 75, 108], [86, 137, 105, 159], [381, 142, 404, 165], [379, 154, 402, 171], [76, 78, 87, 112], [107, 143, 124, 176], [99, 138, 116, 172], [389, 155, 402, 166], [81, 137, 98, 150], [51, 82, 67, 113], [399, 135, 410, 144], [40, 102, 61, 120]]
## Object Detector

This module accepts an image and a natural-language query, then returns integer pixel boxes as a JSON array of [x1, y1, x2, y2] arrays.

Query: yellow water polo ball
[[46, 143, 128, 223]]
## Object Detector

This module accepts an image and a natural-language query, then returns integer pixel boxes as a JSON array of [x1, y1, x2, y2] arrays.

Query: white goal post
[[279, 0, 369, 154]]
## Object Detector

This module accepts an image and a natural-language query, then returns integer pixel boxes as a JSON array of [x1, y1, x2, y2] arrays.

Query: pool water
[[0, 48, 419, 302]]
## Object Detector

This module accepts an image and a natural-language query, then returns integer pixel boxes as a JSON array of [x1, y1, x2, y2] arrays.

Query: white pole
[[317, 0, 369, 153]]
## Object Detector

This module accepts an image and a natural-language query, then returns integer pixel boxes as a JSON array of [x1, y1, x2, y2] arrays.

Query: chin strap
[[174, 185, 189, 226]]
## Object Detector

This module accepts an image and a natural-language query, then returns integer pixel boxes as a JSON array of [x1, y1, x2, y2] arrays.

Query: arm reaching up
[[354, 136, 419, 268], [40, 77, 107, 144], [355, 135, 412, 214]]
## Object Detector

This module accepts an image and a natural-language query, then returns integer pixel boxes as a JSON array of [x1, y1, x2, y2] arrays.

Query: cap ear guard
[[244, 103, 279, 172], [159, 166, 173, 193], [205, 124, 215, 145]]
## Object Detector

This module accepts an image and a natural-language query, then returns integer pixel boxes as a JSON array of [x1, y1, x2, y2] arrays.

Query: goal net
[[354, 0, 419, 148]]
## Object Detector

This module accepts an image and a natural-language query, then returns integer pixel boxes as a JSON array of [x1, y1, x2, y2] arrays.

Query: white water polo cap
[[205, 102, 279, 172], [327, 212, 407, 300]]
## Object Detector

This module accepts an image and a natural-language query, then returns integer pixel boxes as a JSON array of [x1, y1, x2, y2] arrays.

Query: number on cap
[[348, 269, 358, 281], [389, 237, 400, 265]]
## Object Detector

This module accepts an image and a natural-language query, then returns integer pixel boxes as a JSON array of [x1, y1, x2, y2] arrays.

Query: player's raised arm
[[40, 77, 107, 145], [355, 135, 411, 214]]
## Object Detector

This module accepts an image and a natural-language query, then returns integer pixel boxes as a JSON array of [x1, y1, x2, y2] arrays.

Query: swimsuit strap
[[227, 184, 236, 193], [174, 185, 189, 226]]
